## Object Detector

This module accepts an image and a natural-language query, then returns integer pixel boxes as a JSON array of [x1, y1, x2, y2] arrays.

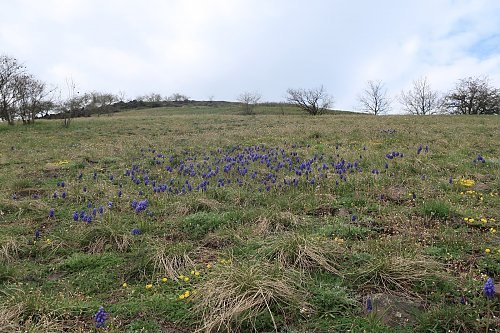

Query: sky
[[2, 0, 500, 112]]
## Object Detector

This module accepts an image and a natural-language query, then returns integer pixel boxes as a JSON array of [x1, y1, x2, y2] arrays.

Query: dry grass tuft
[[192, 261, 308, 333], [0, 236, 23, 263], [149, 240, 196, 278], [254, 211, 300, 235], [260, 233, 344, 276], [81, 224, 132, 253], [0, 303, 23, 332], [348, 255, 446, 298]]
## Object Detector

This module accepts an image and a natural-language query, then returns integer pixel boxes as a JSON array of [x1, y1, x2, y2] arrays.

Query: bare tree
[[399, 77, 441, 115], [443, 76, 500, 115], [85, 91, 118, 116], [58, 78, 85, 127], [14, 74, 53, 124], [286, 85, 333, 115], [0, 55, 25, 125], [358, 80, 391, 115], [237, 91, 261, 115], [168, 92, 190, 102]]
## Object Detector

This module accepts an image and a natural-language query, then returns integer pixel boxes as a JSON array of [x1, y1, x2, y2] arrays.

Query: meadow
[[0, 105, 499, 332]]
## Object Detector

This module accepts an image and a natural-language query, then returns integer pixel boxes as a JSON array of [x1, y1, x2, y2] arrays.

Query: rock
[[385, 186, 408, 202], [369, 293, 423, 328]]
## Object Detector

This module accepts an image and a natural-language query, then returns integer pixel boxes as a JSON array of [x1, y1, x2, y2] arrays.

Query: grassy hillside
[[0, 105, 499, 332]]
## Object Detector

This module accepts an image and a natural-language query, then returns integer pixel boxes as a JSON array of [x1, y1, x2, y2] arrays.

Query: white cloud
[[1, 0, 500, 109]]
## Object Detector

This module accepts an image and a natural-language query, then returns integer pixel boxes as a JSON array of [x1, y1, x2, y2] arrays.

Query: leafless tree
[[0, 55, 25, 125], [286, 85, 333, 115], [58, 78, 85, 127], [399, 77, 441, 115], [14, 74, 53, 124], [237, 91, 261, 114], [137, 93, 163, 103], [168, 92, 190, 102], [117, 90, 126, 102], [443, 76, 500, 115], [358, 80, 391, 115], [86, 91, 118, 116]]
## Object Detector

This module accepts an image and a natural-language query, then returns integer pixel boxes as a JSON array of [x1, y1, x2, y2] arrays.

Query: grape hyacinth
[[484, 277, 495, 298], [94, 306, 107, 328], [49, 208, 55, 218], [366, 296, 373, 312], [474, 154, 486, 163], [131, 227, 141, 235]]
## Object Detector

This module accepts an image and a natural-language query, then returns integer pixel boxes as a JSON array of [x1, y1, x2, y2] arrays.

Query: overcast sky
[[2, 0, 500, 112]]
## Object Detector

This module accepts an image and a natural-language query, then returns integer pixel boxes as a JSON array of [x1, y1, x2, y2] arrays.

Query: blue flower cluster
[[124, 144, 410, 196], [73, 205, 104, 223], [385, 151, 404, 159], [131, 199, 148, 213], [484, 277, 495, 298], [95, 306, 107, 328], [474, 154, 486, 163]]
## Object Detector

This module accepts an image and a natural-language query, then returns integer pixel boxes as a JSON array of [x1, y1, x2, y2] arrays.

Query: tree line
[[0, 55, 125, 126], [2, 53, 499, 126], [361, 76, 500, 115], [283, 76, 500, 116]]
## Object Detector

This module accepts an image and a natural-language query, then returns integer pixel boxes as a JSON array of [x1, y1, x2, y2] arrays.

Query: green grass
[[0, 105, 499, 332]]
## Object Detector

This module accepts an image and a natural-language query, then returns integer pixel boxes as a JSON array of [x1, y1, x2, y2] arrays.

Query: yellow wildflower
[[485, 248, 491, 254], [464, 217, 469, 221], [145, 283, 153, 289], [161, 277, 168, 283], [481, 218, 488, 223], [195, 271, 200, 276], [184, 277, 189, 282], [490, 228, 497, 233], [459, 179, 475, 187], [206, 263, 212, 269], [122, 282, 127, 288], [179, 294, 185, 300]]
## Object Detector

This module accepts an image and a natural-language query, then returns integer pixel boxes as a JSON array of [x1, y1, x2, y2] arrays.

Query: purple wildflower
[[95, 306, 107, 328], [366, 297, 373, 312], [484, 278, 495, 298]]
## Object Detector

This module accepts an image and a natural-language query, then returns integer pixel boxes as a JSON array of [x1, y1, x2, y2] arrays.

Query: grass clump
[[420, 199, 453, 219], [79, 223, 133, 253], [147, 240, 197, 279], [259, 233, 344, 275], [181, 212, 234, 240], [346, 255, 445, 298], [192, 260, 308, 332]]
